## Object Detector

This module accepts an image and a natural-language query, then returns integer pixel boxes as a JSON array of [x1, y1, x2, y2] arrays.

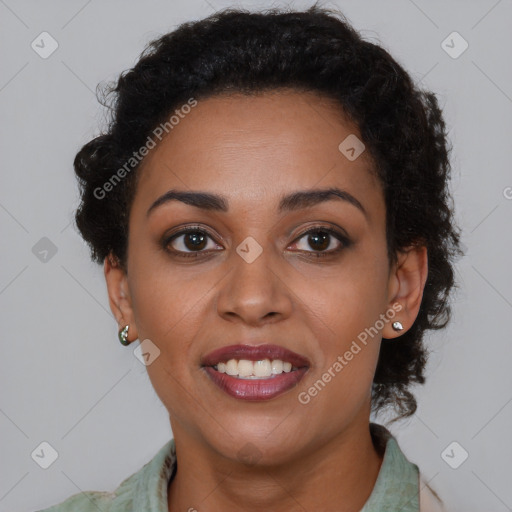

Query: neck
[[167, 417, 384, 512]]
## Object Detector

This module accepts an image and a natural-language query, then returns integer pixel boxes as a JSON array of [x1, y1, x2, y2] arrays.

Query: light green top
[[36, 423, 421, 512]]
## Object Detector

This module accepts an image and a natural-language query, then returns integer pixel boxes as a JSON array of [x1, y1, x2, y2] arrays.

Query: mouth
[[201, 343, 310, 401]]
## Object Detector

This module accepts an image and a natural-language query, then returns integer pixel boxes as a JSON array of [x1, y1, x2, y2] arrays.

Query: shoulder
[[36, 439, 176, 512], [35, 489, 119, 512], [35, 469, 140, 512]]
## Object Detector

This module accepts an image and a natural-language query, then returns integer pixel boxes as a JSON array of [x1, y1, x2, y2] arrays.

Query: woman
[[38, 5, 461, 511]]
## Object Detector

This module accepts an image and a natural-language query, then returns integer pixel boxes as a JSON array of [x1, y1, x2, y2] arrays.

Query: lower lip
[[203, 366, 308, 401]]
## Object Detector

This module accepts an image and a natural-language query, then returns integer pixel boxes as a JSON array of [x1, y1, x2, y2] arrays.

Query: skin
[[104, 90, 428, 512]]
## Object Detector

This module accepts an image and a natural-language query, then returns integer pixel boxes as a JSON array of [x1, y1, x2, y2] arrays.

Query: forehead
[[132, 90, 382, 218]]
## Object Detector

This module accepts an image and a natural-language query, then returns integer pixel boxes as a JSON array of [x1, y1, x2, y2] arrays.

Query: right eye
[[163, 227, 223, 258]]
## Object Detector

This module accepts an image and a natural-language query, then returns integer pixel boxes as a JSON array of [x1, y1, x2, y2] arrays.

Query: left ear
[[383, 244, 428, 339]]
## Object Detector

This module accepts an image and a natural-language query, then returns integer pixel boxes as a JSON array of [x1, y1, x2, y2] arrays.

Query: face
[[106, 90, 425, 465]]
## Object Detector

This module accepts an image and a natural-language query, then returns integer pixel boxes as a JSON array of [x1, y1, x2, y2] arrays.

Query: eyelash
[[162, 224, 351, 259]]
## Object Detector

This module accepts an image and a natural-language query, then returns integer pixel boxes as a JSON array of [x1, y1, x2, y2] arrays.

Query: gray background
[[1, 1, 511, 511]]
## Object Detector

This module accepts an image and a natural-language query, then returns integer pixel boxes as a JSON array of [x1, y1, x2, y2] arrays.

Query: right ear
[[104, 253, 139, 343]]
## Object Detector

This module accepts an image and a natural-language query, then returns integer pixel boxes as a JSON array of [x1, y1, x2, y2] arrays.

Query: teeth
[[271, 359, 283, 374], [213, 359, 297, 378], [225, 359, 238, 376]]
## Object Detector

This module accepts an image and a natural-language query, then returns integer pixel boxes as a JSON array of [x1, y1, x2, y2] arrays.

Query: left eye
[[290, 228, 347, 254]]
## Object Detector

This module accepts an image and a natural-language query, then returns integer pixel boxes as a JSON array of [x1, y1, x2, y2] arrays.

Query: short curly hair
[[73, 4, 463, 423]]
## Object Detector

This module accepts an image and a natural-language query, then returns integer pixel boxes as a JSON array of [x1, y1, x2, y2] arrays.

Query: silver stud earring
[[118, 325, 130, 346], [392, 321, 404, 332]]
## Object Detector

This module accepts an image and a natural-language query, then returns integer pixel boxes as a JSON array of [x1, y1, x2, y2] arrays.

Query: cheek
[[130, 265, 208, 345], [290, 249, 389, 402], [290, 247, 389, 339], [302, 278, 383, 377], [127, 262, 210, 411], [297, 283, 383, 417], [127, 250, 227, 383], [127, 236, 193, 327]]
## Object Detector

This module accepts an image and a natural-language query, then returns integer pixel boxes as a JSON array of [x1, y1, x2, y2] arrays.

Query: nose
[[216, 240, 293, 327]]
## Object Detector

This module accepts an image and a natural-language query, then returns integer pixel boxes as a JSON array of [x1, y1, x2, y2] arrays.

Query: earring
[[118, 325, 130, 346], [392, 321, 404, 332]]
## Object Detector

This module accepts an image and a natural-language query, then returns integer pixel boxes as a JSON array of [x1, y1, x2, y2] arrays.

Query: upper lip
[[201, 343, 310, 368]]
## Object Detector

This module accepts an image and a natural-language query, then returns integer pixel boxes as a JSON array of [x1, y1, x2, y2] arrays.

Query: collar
[[360, 422, 420, 511]]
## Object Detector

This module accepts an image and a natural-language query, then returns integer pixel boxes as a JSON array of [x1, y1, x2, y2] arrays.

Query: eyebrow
[[146, 187, 368, 219]]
